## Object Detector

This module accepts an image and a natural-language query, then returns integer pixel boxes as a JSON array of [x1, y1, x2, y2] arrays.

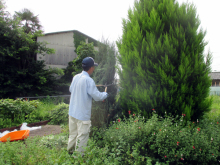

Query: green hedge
[[86, 112, 220, 164]]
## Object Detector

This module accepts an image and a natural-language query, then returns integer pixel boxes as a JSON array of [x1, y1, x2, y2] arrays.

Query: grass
[[204, 95, 220, 121]]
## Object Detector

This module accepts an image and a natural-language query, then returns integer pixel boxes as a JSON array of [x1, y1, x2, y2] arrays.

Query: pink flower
[[181, 158, 184, 160], [118, 119, 121, 122], [177, 142, 179, 146], [200, 149, 202, 151], [134, 121, 136, 122], [152, 109, 155, 111], [193, 146, 195, 149], [116, 128, 119, 129], [164, 156, 167, 158], [197, 128, 200, 131], [217, 122, 219, 124], [139, 127, 141, 129], [128, 111, 131, 114], [133, 114, 135, 116]]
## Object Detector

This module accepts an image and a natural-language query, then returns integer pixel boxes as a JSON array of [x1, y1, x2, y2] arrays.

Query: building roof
[[209, 72, 220, 80], [43, 30, 98, 43]]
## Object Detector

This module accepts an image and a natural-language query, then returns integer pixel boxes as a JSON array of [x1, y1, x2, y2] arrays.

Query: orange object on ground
[[0, 130, 30, 142]]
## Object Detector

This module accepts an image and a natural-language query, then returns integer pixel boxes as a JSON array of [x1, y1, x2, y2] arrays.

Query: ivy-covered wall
[[73, 30, 98, 52]]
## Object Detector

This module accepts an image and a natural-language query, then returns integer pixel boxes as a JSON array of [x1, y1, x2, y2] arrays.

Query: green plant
[[86, 112, 220, 164], [0, 99, 39, 128], [117, 0, 212, 121], [60, 41, 97, 84], [0, 98, 58, 128], [0, 2, 68, 99], [49, 103, 69, 125]]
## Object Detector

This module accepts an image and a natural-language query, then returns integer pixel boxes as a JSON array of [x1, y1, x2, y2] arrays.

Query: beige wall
[[37, 31, 77, 69], [37, 31, 99, 69]]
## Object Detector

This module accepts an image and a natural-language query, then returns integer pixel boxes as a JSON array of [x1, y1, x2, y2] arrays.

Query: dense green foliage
[[117, 0, 212, 121], [1, 111, 220, 164], [61, 41, 97, 83], [14, 8, 42, 34], [59, 39, 118, 127], [0, 1, 65, 99], [0, 97, 68, 129], [0, 99, 40, 128], [49, 103, 69, 125], [73, 30, 98, 52]]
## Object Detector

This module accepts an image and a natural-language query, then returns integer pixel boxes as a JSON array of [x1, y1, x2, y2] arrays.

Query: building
[[37, 30, 98, 69], [209, 72, 220, 87]]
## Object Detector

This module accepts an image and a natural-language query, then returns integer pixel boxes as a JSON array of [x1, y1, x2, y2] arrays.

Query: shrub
[[87, 112, 220, 164], [49, 103, 69, 125], [0, 133, 74, 165], [117, 0, 212, 121], [0, 99, 40, 128]]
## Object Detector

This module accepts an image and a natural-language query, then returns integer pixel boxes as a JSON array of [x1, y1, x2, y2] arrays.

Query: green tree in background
[[117, 0, 212, 121], [61, 41, 97, 83], [92, 38, 117, 105], [14, 8, 42, 34], [0, 1, 64, 99]]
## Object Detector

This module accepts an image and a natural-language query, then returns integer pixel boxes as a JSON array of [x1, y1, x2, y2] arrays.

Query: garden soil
[[29, 125, 62, 137]]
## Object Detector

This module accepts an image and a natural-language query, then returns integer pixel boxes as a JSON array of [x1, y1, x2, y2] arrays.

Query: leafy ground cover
[[1, 96, 220, 164], [0, 97, 67, 129]]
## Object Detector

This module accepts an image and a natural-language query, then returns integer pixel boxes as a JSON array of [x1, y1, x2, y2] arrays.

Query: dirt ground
[[29, 125, 62, 137]]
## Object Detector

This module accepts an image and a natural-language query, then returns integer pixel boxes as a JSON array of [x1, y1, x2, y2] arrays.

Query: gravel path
[[29, 125, 62, 137]]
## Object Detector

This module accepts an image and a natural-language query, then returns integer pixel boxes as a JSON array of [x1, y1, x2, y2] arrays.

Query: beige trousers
[[67, 116, 91, 154]]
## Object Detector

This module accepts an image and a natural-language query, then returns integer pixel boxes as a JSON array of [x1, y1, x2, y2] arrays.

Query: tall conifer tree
[[117, 0, 212, 120]]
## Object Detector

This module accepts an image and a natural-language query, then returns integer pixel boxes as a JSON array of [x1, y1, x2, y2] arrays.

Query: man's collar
[[82, 71, 90, 77]]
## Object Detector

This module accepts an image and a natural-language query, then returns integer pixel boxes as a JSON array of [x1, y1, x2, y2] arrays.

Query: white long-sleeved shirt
[[68, 71, 108, 121]]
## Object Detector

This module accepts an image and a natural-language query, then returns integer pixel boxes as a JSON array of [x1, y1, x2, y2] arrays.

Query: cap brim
[[94, 63, 98, 66]]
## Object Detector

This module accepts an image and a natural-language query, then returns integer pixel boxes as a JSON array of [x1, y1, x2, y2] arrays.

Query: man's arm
[[87, 80, 108, 101]]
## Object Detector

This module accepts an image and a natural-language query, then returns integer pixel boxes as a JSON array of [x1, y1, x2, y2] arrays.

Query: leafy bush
[[0, 2, 67, 99], [87, 112, 220, 164], [0, 98, 63, 129], [49, 103, 69, 125], [0, 99, 40, 128], [117, 0, 212, 121], [1, 110, 220, 164]]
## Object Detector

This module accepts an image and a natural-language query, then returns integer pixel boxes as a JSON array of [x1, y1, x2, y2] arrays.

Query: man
[[67, 57, 108, 155]]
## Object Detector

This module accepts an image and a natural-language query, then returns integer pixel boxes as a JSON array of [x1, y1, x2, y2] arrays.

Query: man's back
[[69, 71, 107, 121]]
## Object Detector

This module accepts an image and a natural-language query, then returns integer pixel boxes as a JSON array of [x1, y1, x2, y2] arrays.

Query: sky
[[4, 0, 220, 71]]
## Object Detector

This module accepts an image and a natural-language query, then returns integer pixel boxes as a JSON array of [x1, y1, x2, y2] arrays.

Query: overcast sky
[[4, 0, 220, 71]]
